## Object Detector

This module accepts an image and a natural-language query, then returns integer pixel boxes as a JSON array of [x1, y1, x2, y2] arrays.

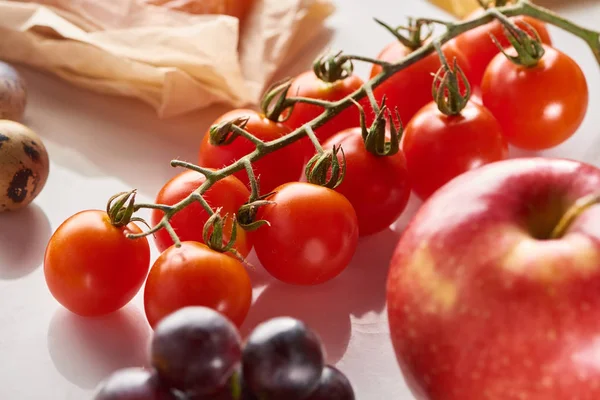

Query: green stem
[[519, 1, 600, 65], [120, 0, 600, 242], [286, 97, 336, 109], [171, 160, 214, 176], [243, 159, 261, 200], [340, 54, 392, 68], [163, 223, 181, 248], [133, 203, 172, 212], [231, 125, 265, 148], [363, 83, 381, 114], [303, 125, 325, 154]]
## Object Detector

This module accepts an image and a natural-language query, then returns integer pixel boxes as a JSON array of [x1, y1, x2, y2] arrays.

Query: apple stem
[[550, 193, 600, 239]]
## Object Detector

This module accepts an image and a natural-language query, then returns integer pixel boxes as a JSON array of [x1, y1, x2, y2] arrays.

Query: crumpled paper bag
[[0, 0, 335, 118]]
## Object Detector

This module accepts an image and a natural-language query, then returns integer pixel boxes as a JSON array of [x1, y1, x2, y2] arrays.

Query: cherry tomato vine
[[44, 0, 600, 321], [110, 0, 599, 254]]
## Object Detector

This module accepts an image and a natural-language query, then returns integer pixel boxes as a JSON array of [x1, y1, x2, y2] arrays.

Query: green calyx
[[490, 9, 545, 67], [374, 17, 433, 51], [209, 117, 249, 146], [107, 190, 137, 227], [313, 51, 354, 83], [432, 58, 472, 116], [202, 208, 240, 257], [353, 97, 403, 156], [260, 78, 293, 122], [305, 146, 346, 189], [236, 195, 275, 232]]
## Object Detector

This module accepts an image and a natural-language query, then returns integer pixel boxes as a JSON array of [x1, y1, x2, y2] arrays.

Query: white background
[[1, 0, 599, 399]]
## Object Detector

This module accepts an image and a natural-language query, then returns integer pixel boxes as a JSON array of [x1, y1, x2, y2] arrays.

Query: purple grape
[[93, 368, 178, 400], [242, 317, 324, 399], [306, 366, 355, 400], [190, 369, 257, 400], [150, 307, 242, 397]]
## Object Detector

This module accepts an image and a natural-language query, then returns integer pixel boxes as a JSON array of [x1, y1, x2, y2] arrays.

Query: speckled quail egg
[[0, 120, 49, 212]]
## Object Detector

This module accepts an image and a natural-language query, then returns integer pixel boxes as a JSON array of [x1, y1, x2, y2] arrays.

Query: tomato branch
[[231, 125, 265, 147], [170, 160, 214, 177], [338, 54, 392, 68], [112, 0, 600, 245], [518, 1, 600, 65], [285, 96, 336, 109], [243, 159, 261, 200]]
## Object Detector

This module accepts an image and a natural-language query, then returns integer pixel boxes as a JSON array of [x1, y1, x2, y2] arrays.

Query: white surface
[[1, 1, 599, 399]]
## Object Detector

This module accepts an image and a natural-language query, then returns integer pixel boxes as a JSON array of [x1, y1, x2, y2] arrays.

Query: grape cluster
[[93, 307, 355, 400]]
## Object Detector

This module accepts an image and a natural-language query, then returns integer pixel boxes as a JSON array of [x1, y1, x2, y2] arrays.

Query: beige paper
[[0, 0, 335, 118], [428, 0, 480, 18]]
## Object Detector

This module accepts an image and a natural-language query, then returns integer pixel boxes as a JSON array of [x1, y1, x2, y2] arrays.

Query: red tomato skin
[[402, 100, 508, 200], [369, 41, 473, 128], [44, 210, 151, 317], [151, 170, 252, 257], [252, 182, 359, 286], [481, 45, 588, 151], [144, 242, 252, 329], [198, 109, 308, 194], [323, 128, 411, 236], [284, 71, 366, 143], [455, 9, 552, 88]]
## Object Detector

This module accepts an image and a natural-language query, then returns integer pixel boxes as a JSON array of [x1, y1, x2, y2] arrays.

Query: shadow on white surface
[[0, 203, 52, 280], [346, 227, 402, 318], [47, 305, 151, 390], [391, 193, 424, 233], [243, 249, 274, 289], [240, 280, 352, 364], [239, 226, 406, 364]]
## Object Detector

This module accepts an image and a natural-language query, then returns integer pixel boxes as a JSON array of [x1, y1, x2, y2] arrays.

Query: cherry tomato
[[481, 45, 588, 151], [44, 210, 151, 317], [322, 128, 411, 236], [151, 170, 252, 257], [455, 8, 552, 88], [198, 109, 307, 194], [252, 182, 359, 285], [370, 41, 473, 127], [402, 100, 508, 200], [284, 71, 366, 143], [144, 242, 252, 329]]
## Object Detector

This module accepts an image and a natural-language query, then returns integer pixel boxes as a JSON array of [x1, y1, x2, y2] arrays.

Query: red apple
[[386, 157, 600, 400]]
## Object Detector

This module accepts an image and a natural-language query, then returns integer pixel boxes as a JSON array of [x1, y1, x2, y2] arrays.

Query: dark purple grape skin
[[305, 366, 355, 400], [93, 368, 179, 400], [242, 317, 325, 400], [188, 368, 257, 400], [150, 307, 243, 397]]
